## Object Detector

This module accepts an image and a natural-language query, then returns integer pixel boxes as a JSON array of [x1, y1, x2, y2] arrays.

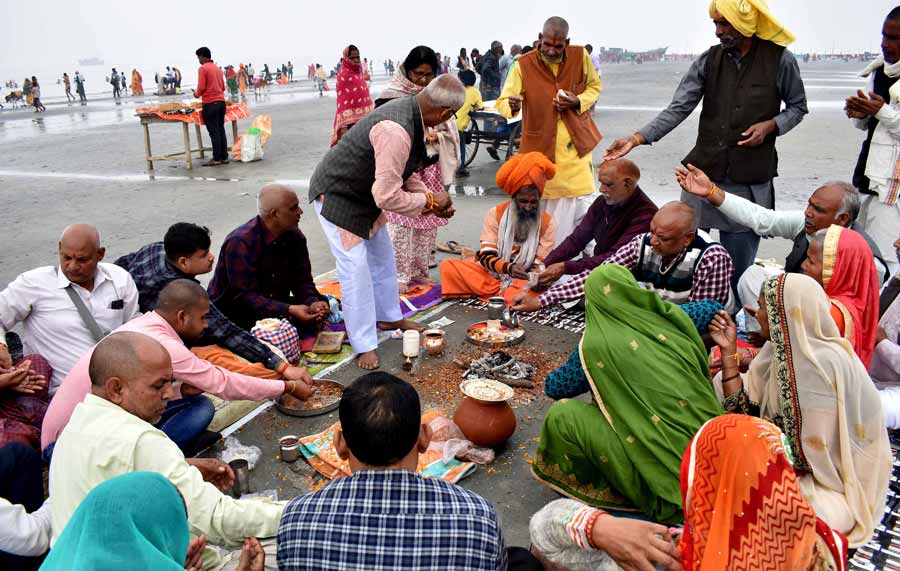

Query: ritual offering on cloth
[[275, 379, 344, 417], [311, 331, 345, 354], [298, 410, 477, 483], [466, 321, 525, 347]]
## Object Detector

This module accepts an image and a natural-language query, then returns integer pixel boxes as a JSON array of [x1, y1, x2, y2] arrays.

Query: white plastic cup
[[402, 330, 420, 357]]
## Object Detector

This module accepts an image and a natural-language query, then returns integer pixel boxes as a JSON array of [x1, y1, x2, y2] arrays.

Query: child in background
[[455, 70, 483, 177]]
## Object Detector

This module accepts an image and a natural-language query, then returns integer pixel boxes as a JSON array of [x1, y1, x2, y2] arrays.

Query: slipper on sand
[[436, 240, 464, 255]]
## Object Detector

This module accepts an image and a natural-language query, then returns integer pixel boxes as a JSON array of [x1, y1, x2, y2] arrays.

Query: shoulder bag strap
[[64, 286, 108, 342]]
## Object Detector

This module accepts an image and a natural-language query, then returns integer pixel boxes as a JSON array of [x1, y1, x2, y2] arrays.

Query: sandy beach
[[0, 57, 887, 549], [0, 59, 872, 286]]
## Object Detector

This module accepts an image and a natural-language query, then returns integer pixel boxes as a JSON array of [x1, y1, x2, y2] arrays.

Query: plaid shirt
[[538, 233, 733, 307], [277, 470, 508, 571], [115, 242, 283, 371], [208, 216, 326, 331]]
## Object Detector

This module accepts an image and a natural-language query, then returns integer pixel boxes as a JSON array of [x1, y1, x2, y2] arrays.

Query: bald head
[[599, 159, 640, 181], [257, 184, 302, 236], [598, 159, 641, 206], [89, 331, 174, 423], [649, 202, 698, 257], [60, 224, 101, 250], [88, 332, 167, 388], [58, 224, 105, 290], [155, 280, 210, 341], [258, 184, 297, 216], [655, 202, 698, 233], [804, 181, 859, 234], [543, 16, 570, 38], [156, 279, 208, 315], [539, 17, 570, 63]]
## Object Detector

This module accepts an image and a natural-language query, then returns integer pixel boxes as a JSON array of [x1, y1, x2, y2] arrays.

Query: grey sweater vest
[[309, 96, 427, 239]]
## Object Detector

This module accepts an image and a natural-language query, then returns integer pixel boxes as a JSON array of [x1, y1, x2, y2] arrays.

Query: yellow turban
[[495, 152, 557, 197], [709, 0, 795, 47]]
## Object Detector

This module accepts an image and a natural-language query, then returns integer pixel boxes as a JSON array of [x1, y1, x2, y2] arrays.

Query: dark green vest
[[683, 39, 784, 185], [309, 96, 427, 239]]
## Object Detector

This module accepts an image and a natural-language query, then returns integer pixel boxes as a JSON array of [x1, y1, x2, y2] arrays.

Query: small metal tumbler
[[229, 458, 251, 498], [279, 435, 300, 463]]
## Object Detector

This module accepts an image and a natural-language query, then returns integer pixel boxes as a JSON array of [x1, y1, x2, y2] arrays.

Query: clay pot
[[453, 379, 516, 448], [422, 329, 446, 356]]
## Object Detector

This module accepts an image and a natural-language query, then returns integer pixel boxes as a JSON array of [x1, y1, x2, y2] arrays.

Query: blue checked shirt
[[114, 242, 284, 371], [277, 470, 508, 570]]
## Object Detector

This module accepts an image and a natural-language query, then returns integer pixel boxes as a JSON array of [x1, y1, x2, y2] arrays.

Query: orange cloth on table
[[190, 345, 281, 380], [495, 151, 556, 197], [440, 201, 556, 301]]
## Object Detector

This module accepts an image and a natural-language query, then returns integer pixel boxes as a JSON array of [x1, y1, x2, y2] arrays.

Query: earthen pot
[[453, 379, 516, 448]]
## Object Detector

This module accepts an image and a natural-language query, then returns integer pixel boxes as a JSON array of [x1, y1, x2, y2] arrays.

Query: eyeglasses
[[409, 69, 435, 80]]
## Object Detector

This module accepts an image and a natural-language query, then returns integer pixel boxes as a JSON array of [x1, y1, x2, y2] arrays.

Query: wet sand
[[0, 59, 872, 285], [0, 58, 878, 546]]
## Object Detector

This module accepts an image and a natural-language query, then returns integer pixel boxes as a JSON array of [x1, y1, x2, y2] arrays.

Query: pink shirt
[[326, 120, 429, 251], [195, 61, 225, 103], [41, 311, 285, 449]]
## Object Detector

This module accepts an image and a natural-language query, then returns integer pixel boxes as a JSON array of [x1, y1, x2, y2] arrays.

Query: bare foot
[[357, 350, 379, 370], [377, 318, 425, 331], [412, 275, 437, 286], [461, 247, 476, 262], [398, 280, 410, 294]]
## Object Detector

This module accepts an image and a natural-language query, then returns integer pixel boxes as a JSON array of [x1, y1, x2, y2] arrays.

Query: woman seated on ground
[[41, 471, 263, 571], [709, 272, 890, 548], [801, 224, 880, 369], [532, 265, 723, 525], [530, 415, 849, 571]]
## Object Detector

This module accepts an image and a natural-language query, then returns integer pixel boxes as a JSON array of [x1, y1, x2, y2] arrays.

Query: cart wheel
[[464, 121, 479, 167], [505, 122, 521, 161]]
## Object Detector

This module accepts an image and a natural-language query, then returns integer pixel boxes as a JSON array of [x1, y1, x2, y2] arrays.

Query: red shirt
[[195, 61, 225, 103]]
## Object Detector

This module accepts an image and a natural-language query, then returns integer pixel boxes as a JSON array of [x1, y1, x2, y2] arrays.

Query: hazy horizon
[[2, 0, 893, 81]]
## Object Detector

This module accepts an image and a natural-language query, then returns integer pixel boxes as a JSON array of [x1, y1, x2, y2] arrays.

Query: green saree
[[532, 265, 723, 524]]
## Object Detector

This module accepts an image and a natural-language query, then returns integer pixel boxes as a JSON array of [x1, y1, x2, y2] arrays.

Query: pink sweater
[[41, 311, 285, 449]]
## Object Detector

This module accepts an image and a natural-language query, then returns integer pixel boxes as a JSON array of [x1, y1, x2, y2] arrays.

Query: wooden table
[[138, 113, 241, 177]]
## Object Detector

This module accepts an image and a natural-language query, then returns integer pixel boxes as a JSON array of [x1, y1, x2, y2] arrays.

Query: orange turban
[[495, 152, 557, 197]]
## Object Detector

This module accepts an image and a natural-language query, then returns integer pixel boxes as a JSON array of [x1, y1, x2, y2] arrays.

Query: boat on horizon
[[78, 57, 104, 66]]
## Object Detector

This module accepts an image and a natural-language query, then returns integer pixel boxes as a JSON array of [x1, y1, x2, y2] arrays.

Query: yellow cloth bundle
[[709, 0, 795, 47]]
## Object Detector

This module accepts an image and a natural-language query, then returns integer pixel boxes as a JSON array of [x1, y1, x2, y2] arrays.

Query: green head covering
[[41, 472, 189, 571]]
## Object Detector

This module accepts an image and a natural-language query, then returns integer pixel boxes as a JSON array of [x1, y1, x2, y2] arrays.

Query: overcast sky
[[1, 0, 894, 76]]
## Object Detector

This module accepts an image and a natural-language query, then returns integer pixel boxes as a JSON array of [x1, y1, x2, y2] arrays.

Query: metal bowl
[[465, 321, 526, 348], [274, 379, 345, 417]]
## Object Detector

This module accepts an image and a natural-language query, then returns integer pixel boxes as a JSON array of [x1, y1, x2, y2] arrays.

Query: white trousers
[[859, 194, 900, 276], [542, 193, 598, 251], [880, 386, 900, 430], [315, 204, 402, 354]]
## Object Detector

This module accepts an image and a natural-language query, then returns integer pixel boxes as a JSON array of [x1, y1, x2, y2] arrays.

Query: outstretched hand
[[603, 137, 638, 161], [708, 310, 737, 352], [674, 164, 714, 199]]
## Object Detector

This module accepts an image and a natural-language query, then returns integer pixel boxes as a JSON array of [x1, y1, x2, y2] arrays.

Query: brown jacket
[[516, 47, 602, 159]]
